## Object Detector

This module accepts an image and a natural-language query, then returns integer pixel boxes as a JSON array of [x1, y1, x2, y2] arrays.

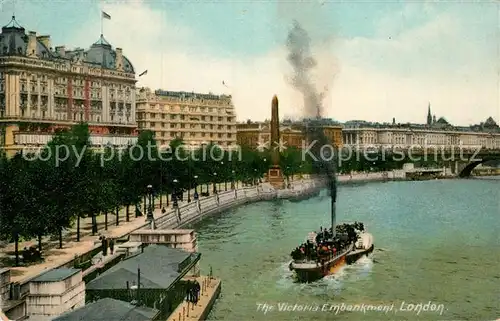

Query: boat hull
[[289, 253, 347, 283], [346, 244, 374, 264]]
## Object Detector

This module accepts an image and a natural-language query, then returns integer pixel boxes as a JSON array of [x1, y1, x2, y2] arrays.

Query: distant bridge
[[458, 157, 500, 178], [344, 146, 500, 177]]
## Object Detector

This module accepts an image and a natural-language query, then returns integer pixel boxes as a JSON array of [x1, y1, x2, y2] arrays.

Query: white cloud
[[74, 1, 498, 126]]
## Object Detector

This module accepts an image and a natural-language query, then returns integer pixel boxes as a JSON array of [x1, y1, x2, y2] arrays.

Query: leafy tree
[[281, 146, 303, 184], [119, 144, 142, 221], [0, 153, 32, 265], [132, 130, 159, 213], [42, 130, 79, 248], [68, 124, 96, 240], [24, 157, 54, 252]]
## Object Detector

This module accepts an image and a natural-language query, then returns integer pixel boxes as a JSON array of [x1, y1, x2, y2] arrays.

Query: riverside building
[[342, 108, 500, 150], [236, 120, 343, 150], [0, 16, 138, 156], [136, 87, 237, 149]]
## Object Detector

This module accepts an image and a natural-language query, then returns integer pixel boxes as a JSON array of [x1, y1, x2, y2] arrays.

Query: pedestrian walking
[[101, 236, 107, 256], [109, 238, 115, 255], [186, 280, 193, 302], [194, 280, 201, 304]]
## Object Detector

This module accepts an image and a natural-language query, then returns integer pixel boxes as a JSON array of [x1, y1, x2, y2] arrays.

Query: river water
[[190, 179, 499, 321]]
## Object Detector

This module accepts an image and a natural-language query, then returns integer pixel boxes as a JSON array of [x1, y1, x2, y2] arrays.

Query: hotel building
[[0, 16, 138, 155], [136, 88, 237, 149]]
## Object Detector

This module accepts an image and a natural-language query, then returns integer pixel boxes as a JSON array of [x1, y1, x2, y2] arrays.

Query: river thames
[[190, 178, 499, 321]]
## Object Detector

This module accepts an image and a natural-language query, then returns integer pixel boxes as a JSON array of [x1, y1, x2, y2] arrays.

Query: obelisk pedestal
[[267, 95, 285, 189], [268, 165, 285, 189]]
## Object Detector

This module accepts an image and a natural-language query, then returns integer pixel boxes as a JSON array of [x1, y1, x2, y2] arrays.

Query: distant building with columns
[[0, 16, 138, 155], [342, 112, 500, 150]]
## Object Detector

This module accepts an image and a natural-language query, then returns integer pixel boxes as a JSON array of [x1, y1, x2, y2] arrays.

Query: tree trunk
[[77, 216, 80, 242], [59, 228, 63, 249], [104, 212, 108, 231], [143, 194, 147, 215], [14, 233, 19, 266], [115, 207, 119, 226], [38, 234, 42, 253], [126, 205, 130, 222], [92, 215, 97, 235], [159, 193, 162, 208]]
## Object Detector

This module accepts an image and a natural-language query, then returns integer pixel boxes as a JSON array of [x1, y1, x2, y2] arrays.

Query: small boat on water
[[289, 222, 374, 282]]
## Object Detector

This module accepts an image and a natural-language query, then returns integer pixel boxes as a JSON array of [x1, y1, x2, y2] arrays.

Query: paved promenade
[[0, 180, 315, 284], [0, 183, 227, 283]]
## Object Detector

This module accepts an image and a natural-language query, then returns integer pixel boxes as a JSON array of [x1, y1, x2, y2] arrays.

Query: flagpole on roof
[[101, 11, 111, 37]]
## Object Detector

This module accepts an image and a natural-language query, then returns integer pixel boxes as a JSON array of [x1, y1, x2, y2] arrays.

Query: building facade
[[237, 121, 343, 150], [85, 245, 201, 320], [0, 16, 138, 155], [136, 88, 237, 149], [342, 120, 500, 150]]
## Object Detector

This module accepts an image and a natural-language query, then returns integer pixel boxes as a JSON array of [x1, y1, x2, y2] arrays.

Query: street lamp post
[[159, 161, 163, 208], [187, 165, 192, 203], [166, 185, 169, 207], [194, 175, 199, 199], [231, 170, 235, 189], [146, 184, 155, 228], [221, 161, 227, 191], [263, 158, 267, 183], [172, 179, 178, 208], [213, 172, 217, 194]]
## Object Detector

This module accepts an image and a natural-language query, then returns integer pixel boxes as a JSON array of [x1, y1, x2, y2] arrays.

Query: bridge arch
[[459, 157, 500, 177]]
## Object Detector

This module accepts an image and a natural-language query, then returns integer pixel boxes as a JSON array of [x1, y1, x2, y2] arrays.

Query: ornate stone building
[[0, 16, 138, 155], [342, 117, 500, 150], [136, 88, 237, 149], [236, 121, 343, 150]]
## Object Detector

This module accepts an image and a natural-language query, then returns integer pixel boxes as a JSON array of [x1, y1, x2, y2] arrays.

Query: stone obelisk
[[267, 95, 285, 189]]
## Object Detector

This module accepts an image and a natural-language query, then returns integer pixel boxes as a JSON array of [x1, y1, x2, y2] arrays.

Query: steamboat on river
[[289, 222, 374, 282]]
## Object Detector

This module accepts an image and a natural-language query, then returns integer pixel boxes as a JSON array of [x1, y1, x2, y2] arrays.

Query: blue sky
[[1, 0, 498, 125]]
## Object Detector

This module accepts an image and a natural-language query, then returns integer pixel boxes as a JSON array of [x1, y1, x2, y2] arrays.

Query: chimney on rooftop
[[55, 46, 65, 57], [115, 48, 123, 71], [27, 31, 37, 58], [37, 35, 50, 49]]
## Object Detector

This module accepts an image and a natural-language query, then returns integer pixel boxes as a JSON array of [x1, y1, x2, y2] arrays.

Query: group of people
[[290, 222, 365, 262], [99, 236, 115, 256], [290, 238, 346, 263], [22, 246, 42, 263], [185, 279, 201, 304]]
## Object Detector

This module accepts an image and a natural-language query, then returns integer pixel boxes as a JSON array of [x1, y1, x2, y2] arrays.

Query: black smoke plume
[[286, 20, 337, 203], [286, 20, 322, 119]]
